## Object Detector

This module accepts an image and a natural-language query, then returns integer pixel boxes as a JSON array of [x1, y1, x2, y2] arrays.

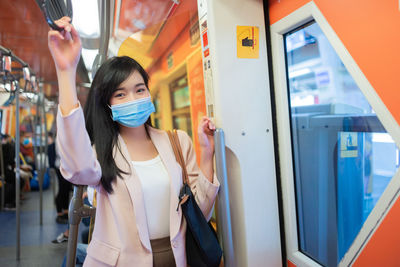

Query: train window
[[153, 92, 162, 129], [284, 21, 399, 266], [154, 118, 162, 129], [173, 115, 192, 138], [170, 75, 190, 110], [170, 75, 192, 137], [154, 93, 161, 113]]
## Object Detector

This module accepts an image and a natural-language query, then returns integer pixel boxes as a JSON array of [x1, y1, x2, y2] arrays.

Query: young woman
[[48, 17, 220, 267]]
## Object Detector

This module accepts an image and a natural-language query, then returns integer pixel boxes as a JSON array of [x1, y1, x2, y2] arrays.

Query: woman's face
[[109, 71, 150, 106]]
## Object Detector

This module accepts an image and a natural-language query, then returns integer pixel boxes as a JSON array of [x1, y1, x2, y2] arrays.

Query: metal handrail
[[91, 0, 111, 78], [0, 140, 5, 211], [66, 185, 96, 267], [214, 129, 235, 267], [15, 81, 21, 261]]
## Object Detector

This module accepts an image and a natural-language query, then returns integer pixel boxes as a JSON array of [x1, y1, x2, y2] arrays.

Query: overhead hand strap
[[37, 0, 73, 31], [167, 130, 189, 185]]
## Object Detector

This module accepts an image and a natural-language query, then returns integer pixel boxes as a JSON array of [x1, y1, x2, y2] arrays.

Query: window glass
[[173, 115, 192, 138], [169, 74, 192, 137], [154, 94, 161, 113], [154, 118, 162, 129], [285, 21, 399, 266], [172, 86, 190, 109], [170, 76, 190, 110]]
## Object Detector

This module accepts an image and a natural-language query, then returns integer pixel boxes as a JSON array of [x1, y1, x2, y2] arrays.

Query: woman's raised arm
[[48, 17, 102, 187], [48, 16, 81, 115]]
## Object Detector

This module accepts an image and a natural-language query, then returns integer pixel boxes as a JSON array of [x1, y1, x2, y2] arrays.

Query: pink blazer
[[57, 106, 220, 267]]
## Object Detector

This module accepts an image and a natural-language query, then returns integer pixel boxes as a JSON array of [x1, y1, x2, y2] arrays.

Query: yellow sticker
[[237, 26, 259, 59]]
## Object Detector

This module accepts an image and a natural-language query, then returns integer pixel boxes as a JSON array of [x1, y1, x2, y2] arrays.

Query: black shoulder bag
[[167, 130, 222, 267]]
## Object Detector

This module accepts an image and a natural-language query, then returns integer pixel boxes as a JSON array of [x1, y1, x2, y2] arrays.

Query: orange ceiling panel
[[0, 0, 58, 90], [117, 0, 172, 35], [148, 0, 198, 59]]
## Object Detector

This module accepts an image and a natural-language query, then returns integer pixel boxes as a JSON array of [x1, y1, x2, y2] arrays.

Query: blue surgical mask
[[109, 96, 155, 128]]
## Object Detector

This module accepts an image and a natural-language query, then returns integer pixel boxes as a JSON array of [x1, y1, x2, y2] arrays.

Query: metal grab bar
[[214, 129, 235, 267], [15, 82, 21, 261], [91, 0, 111, 78], [0, 142, 5, 211], [66, 185, 96, 267]]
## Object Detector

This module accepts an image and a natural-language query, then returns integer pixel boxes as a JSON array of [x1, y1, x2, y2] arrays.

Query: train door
[[270, 1, 400, 266], [197, 0, 282, 266]]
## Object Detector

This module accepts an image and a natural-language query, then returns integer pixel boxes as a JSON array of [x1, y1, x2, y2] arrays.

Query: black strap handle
[[37, 0, 73, 31]]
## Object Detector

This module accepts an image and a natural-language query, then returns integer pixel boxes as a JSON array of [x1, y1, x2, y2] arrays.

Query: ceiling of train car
[[0, 0, 195, 101], [0, 0, 59, 97], [0, 0, 90, 99], [115, 0, 197, 70]]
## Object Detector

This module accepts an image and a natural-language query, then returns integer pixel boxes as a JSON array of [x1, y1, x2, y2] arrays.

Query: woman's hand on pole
[[48, 16, 82, 72], [198, 116, 216, 182], [198, 116, 216, 155]]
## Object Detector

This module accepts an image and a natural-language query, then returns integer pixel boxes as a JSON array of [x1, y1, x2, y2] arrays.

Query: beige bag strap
[[167, 130, 189, 185]]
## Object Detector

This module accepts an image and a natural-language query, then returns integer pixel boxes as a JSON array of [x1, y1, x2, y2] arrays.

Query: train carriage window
[[170, 75, 190, 109], [170, 75, 192, 137], [153, 92, 162, 129], [284, 21, 399, 266]]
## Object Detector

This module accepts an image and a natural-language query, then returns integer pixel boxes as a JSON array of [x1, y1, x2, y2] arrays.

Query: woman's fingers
[[54, 20, 67, 30], [200, 116, 215, 136], [60, 16, 71, 23], [207, 119, 216, 131], [49, 21, 79, 44], [69, 24, 81, 45], [54, 17, 73, 33], [48, 30, 65, 42]]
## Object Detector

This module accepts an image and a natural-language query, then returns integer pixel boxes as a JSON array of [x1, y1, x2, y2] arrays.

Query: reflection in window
[[154, 118, 162, 129], [285, 21, 398, 266], [170, 75, 192, 137], [171, 75, 190, 109], [154, 95, 161, 113], [152, 92, 162, 129], [173, 115, 192, 138]]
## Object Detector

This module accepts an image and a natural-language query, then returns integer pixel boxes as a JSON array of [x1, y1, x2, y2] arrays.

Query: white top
[[132, 155, 170, 240]]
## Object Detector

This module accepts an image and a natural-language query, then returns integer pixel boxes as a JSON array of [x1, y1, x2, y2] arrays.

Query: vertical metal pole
[[214, 129, 235, 267], [42, 99, 48, 168], [66, 185, 83, 267], [92, 0, 111, 77], [66, 185, 97, 267], [41, 93, 48, 225], [99, 0, 111, 60], [33, 96, 39, 171], [0, 144, 4, 211], [38, 91, 43, 225], [15, 88, 21, 261]]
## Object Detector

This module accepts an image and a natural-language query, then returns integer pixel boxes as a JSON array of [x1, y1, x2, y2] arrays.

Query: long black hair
[[83, 56, 151, 193]]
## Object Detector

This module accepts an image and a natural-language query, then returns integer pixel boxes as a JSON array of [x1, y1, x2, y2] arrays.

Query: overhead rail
[[0, 45, 28, 67]]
